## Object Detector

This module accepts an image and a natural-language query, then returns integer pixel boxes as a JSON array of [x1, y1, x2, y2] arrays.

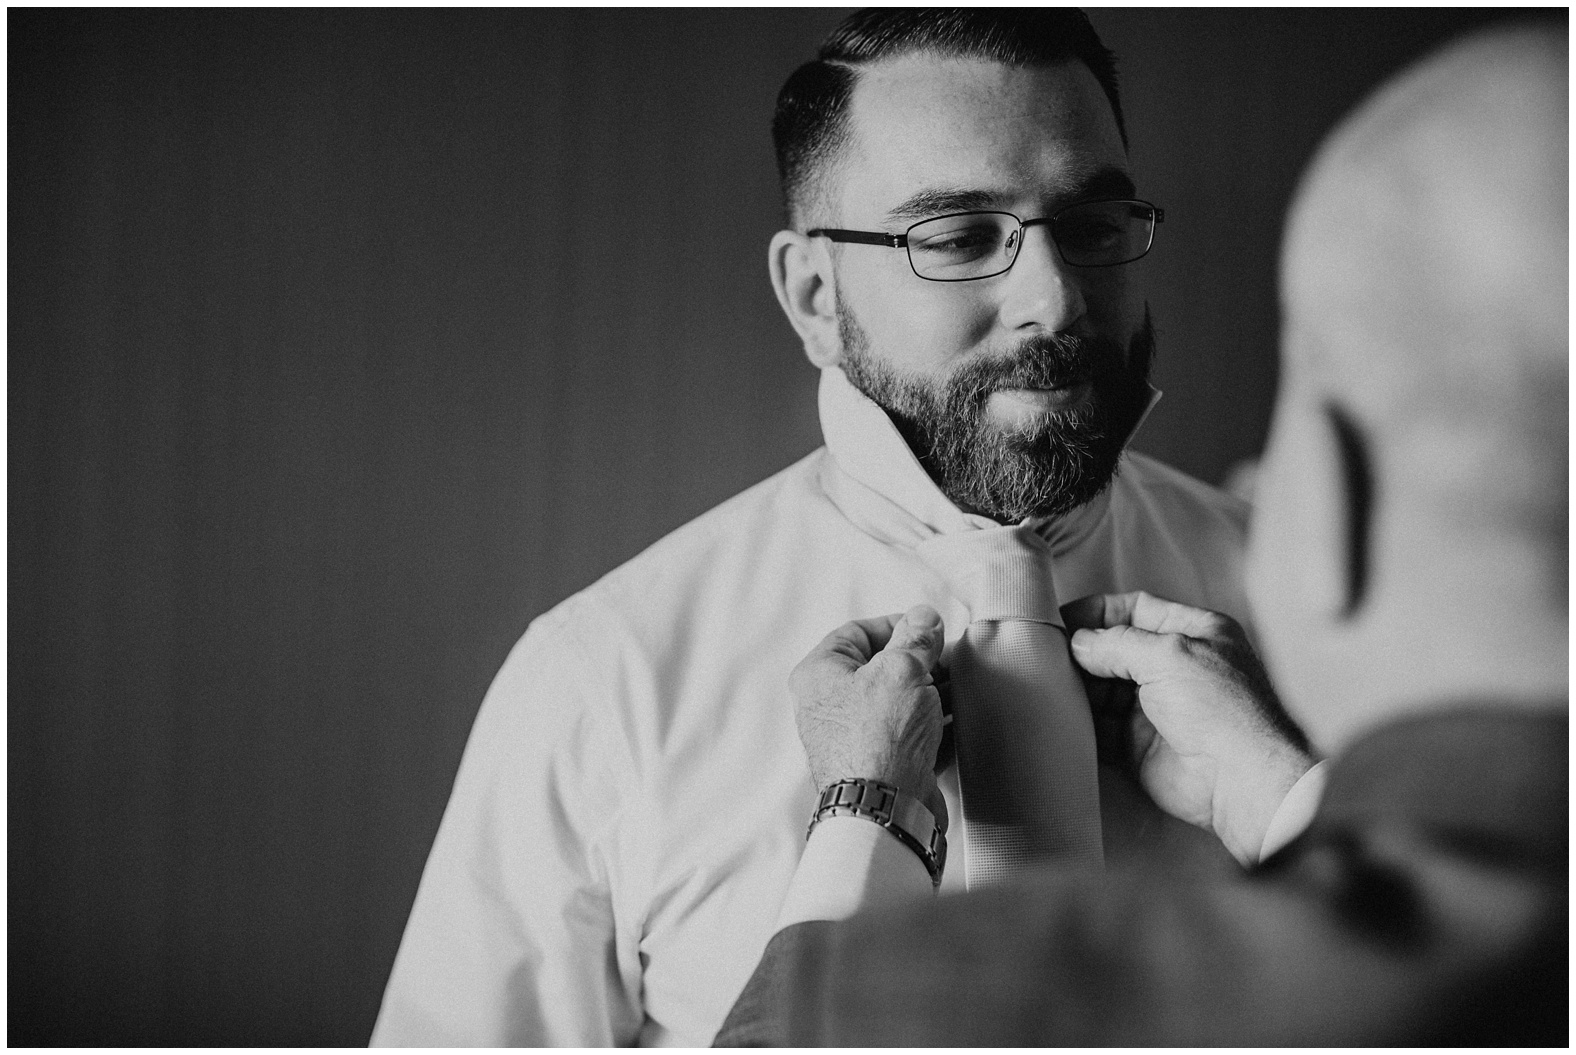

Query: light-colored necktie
[[917, 524, 1103, 887]]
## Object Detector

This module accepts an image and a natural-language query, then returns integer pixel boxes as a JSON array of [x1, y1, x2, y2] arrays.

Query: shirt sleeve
[[774, 756, 1326, 930], [1258, 760, 1330, 862], [369, 607, 643, 1046], [774, 815, 937, 929]]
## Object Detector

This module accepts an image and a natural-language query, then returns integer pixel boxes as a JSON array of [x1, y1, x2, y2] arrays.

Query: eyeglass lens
[[905, 201, 1156, 280]]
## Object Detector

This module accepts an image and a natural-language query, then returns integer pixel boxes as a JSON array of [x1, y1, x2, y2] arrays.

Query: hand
[[789, 605, 948, 833], [1064, 591, 1315, 864]]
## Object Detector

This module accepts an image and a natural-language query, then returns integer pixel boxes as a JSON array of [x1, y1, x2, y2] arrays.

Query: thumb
[[873, 604, 944, 681], [1068, 624, 1178, 685], [891, 604, 943, 655]]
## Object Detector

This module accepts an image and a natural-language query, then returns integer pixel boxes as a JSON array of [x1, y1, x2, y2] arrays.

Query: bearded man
[[372, 9, 1284, 1046], [716, 17, 1567, 1045]]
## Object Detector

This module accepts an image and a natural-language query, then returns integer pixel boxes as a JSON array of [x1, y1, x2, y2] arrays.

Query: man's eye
[[911, 225, 1000, 256], [1058, 220, 1123, 247]]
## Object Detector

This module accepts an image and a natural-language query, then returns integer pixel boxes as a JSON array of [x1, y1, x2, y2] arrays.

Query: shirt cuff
[[1258, 759, 1330, 862], [774, 815, 937, 929]]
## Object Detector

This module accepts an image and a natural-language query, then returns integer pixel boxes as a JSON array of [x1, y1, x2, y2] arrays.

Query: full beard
[[838, 305, 1156, 523]]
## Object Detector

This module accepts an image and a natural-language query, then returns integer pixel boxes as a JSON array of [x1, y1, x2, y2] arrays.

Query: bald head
[[1250, 24, 1567, 752], [1282, 26, 1567, 536]]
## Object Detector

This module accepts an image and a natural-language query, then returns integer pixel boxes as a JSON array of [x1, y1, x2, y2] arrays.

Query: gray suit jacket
[[716, 708, 1567, 1046]]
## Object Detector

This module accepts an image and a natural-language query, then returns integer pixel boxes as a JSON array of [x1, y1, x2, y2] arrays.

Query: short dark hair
[[772, 9, 1127, 227]]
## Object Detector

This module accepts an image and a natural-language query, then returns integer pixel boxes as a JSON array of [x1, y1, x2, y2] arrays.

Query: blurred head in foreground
[[1248, 24, 1568, 753]]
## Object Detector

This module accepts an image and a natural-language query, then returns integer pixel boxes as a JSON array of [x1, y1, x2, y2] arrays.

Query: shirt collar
[[817, 366, 1161, 551]]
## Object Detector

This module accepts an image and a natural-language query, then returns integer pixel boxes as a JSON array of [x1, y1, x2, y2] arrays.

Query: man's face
[[825, 54, 1152, 521]]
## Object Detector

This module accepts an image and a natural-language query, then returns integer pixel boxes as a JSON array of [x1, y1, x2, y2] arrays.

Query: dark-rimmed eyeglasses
[[807, 200, 1164, 282]]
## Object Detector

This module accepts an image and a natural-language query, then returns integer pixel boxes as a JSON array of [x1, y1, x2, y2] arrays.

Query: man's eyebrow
[[883, 188, 1001, 225], [881, 168, 1141, 227], [1076, 167, 1138, 201]]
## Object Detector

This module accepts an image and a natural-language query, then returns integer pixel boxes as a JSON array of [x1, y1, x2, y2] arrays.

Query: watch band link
[[809, 777, 947, 887]]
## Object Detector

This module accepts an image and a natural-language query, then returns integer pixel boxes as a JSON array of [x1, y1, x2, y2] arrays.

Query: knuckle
[[1197, 611, 1239, 639], [1196, 611, 1228, 632], [884, 649, 929, 683], [1129, 590, 1161, 617], [1158, 632, 1192, 662], [1177, 635, 1238, 678]]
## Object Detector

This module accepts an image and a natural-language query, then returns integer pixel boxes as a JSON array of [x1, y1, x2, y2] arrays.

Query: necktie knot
[[915, 524, 1062, 626], [917, 522, 1101, 883]]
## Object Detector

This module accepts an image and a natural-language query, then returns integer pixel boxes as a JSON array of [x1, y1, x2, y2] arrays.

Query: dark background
[[9, 8, 1527, 1045]]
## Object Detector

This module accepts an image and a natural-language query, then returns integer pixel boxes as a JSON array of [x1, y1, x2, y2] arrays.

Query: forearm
[[775, 815, 937, 928]]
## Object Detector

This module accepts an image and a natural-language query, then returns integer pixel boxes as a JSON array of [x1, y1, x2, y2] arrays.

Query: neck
[[1310, 540, 1567, 753]]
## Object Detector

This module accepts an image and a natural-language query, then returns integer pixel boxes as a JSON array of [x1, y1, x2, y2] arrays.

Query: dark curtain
[[9, 8, 1521, 1044]]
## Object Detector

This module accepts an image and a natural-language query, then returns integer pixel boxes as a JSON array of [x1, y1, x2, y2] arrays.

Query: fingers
[[888, 605, 943, 664], [867, 605, 944, 684], [1063, 591, 1239, 639], [1061, 592, 1127, 632], [809, 614, 900, 668], [1068, 623, 1177, 683], [796, 606, 945, 683]]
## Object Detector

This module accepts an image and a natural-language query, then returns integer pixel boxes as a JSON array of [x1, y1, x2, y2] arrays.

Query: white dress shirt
[[370, 367, 1254, 1047]]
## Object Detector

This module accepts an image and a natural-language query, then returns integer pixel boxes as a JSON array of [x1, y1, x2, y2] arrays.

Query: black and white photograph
[[10, 7, 1567, 1046]]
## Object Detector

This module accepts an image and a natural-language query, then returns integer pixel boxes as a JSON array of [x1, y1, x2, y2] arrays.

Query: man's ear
[[769, 230, 843, 369], [1247, 369, 1366, 628], [1321, 401, 1374, 619]]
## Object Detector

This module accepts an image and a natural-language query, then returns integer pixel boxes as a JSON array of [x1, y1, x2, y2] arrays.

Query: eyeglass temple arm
[[805, 228, 907, 248]]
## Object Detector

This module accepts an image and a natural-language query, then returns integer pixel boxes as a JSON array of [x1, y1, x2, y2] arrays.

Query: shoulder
[[488, 444, 838, 788], [493, 448, 832, 729], [571, 447, 832, 625]]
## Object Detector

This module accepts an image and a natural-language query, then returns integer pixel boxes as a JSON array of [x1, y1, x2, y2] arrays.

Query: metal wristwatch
[[809, 777, 947, 887]]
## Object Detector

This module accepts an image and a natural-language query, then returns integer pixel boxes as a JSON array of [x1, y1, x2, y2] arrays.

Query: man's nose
[[997, 224, 1086, 333]]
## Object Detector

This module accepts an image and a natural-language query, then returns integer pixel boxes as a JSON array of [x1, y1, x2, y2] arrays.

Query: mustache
[[948, 333, 1114, 402]]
